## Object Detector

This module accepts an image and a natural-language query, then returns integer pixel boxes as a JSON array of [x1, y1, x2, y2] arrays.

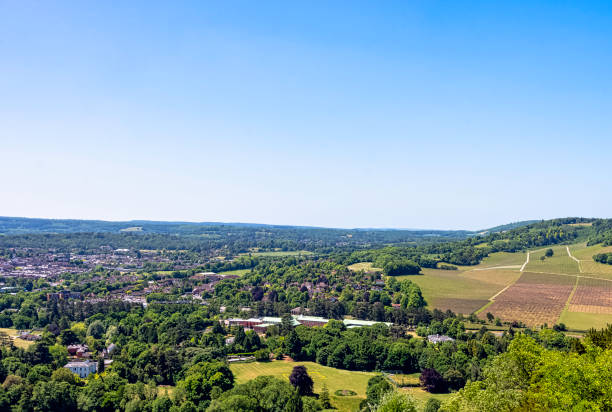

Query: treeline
[[0, 217, 472, 255], [335, 218, 612, 270], [594, 252, 612, 265], [587, 219, 612, 246]]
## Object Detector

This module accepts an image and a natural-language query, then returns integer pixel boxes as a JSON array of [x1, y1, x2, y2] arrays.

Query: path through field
[[567, 246, 582, 272], [520, 251, 530, 272], [475, 254, 530, 315], [476, 245, 612, 329]]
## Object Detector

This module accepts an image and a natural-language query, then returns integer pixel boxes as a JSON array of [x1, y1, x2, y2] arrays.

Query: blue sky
[[1, 1, 611, 229]]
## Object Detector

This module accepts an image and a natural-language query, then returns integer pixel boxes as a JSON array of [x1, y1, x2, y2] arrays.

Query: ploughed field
[[568, 277, 612, 314], [371, 242, 612, 330], [479, 243, 612, 329], [480, 272, 576, 326]]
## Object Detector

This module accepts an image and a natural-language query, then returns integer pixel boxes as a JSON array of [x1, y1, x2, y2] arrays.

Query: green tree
[[59, 329, 79, 345], [51, 367, 80, 385], [178, 361, 234, 405], [281, 313, 294, 335], [423, 398, 441, 412], [319, 383, 332, 409], [151, 396, 173, 412], [289, 365, 313, 396], [285, 330, 302, 360], [207, 376, 302, 412], [87, 320, 106, 339], [31, 380, 79, 412], [375, 390, 417, 412]]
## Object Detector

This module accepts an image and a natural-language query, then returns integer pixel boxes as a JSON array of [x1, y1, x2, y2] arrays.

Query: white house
[[64, 360, 97, 378]]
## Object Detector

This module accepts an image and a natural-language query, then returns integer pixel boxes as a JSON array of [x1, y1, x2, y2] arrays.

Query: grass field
[[456, 251, 527, 270], [244, 250, 314, 257], [386, 373, 452, 405], [558, 311, 612, 331], [217, 269, 252, 276], [230, 360, 375, 412], [0, 328, 35, 349], [569, 243, 612, 278], [525, 245, 580, 274], [347, 262, 382, 273], [157, 385, 175, 397], [400, 387, 452, 406]]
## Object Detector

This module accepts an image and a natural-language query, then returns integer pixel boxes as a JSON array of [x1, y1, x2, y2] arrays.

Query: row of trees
[[594, 252, 612, 265]]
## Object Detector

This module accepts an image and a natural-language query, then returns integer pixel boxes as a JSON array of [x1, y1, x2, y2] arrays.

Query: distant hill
[[478, 220, 540, 235], [0, 216, 466, 235], [0, 216, 472, 252]]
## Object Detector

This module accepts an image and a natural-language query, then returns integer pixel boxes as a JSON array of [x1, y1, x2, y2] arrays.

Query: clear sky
[[1, 1, 611, 229]]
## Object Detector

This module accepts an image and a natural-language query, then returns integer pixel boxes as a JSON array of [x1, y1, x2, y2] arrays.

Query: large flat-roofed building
[[343, 319, 393, 328], [225, 318, 263, 329], [294, 315, 328, 327], [224, 315, 392, 331]]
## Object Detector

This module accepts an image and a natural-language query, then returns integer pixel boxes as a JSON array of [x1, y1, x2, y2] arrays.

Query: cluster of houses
[[0, 252, 87, 278], [0, 246, 201, 280], [18, 331, 42, 341], [63, 343, 117, 378], [190, 272, 240, 299], [224, 315, 392, 333], [46, 290, 82, 301]]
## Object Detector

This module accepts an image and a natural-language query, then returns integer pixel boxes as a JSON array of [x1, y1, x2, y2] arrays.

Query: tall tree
[[289, 365, 314, 396]]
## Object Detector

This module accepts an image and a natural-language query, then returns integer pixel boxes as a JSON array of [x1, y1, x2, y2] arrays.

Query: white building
[[427, 334, 455, 344], [64, 360, 97, 378], [343, 319, 393, 328]]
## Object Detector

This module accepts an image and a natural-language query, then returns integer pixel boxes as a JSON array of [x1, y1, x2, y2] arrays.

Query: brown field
[[430, 298, 490, 314], [568, 277, 612, 314], [481, 272, 575, 326]]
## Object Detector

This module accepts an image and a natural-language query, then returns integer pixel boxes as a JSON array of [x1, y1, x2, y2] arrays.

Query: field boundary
[[522, 270, 612, 283], [559, 276, 580, 324], [474, 274, 522, 315], [567, 246, 582, 273], [520, 252, 530, 272]]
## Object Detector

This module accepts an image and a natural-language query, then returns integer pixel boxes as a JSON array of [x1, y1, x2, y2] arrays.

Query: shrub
[[334, 389, 356, 396], [375, 390, 417, 412], [423, 398, 442, 412], [254, 348, 270, 361], [420, 368, 447, 393]]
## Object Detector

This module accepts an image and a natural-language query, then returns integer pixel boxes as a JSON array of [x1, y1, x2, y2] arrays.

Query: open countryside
[[386, 240, 612, 331], [3, 2, 612, 409]]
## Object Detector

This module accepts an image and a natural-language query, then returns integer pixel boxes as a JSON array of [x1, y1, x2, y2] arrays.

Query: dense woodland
[[0, 217, 611, 411]]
